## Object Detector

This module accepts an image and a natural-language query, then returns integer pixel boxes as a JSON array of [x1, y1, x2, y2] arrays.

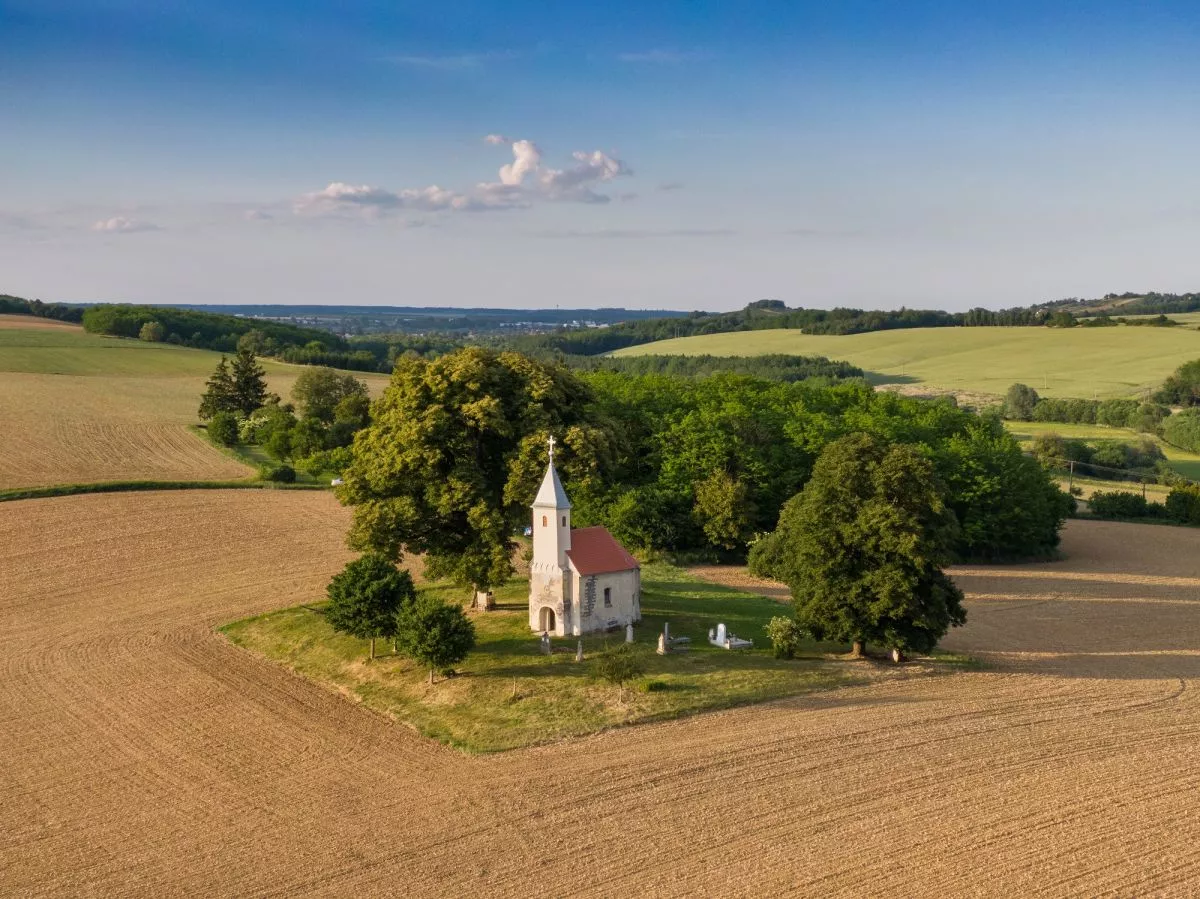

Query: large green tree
[[772, 432, 966, 659], [325, 553, 416, 660], [338, 348, 613, 594], [1004, 383, 1040, 421], [291, 367, 369, 423]]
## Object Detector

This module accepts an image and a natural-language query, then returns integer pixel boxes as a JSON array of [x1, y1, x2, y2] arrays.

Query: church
[[528, 438, 641, 637]]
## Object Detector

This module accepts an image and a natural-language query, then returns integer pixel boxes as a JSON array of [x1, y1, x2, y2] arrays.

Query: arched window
[[561, 516, 566, 527], [542, 515, 547, 527]]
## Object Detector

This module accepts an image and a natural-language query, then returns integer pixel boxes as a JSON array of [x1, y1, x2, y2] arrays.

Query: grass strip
[[0, 480, 326, 503]]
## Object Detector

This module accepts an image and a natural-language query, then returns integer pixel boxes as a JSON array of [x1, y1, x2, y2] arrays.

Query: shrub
[[747, 530, 785, 580], [138, 320, 166, 342], [207, 411, 239, 447], [1096, 398, 1140, 428], [259, 463, 296, 483], [1087, 490, 1164, 520], [1132, 403, 1170, 434], [395, 594, 477, 684], [766, 616, 804, 659], [1166, 485, 1200, 525], [592, 643, 646, 689], [265, 427, 293, 461], [1163, 409, 1200, 453]]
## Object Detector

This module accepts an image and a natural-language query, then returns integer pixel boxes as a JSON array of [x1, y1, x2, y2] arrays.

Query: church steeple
[[531, 436, 571, 569]]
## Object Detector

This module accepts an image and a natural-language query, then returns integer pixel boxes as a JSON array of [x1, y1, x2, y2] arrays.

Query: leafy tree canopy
[[395, 593, 476, 683], [325, 553, 416, 660], [339, 348, 614, 591], [771, 432, 967, 657], [291, 367, 369, 423]]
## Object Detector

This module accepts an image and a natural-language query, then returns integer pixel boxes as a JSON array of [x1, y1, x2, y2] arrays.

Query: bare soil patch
[[5, 498, 1200, 895], [0, 313, 81, 330]]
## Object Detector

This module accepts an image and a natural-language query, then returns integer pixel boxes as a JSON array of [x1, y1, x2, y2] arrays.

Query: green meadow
[[613, 325, 1200, 399], [221, 565, 965, 753]]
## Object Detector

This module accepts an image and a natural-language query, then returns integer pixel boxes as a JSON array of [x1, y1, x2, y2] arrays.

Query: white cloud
[[91, 216, 159, 233], [297, 136, 634, 219], [498, 139, 542, 186], [538, 150, 629, 202]]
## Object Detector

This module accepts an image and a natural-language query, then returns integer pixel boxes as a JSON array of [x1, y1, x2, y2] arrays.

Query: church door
[[540, 606, 556, 633]]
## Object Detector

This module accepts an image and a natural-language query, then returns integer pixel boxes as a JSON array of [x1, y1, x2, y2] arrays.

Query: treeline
[[572, 372, 1067, 562], [1005, 387, 1168, 433], [1091, 292, 1200, 317], [508, 299, 1059, 358], [82, 304, 344, 354], [553, 353, 864, 382], [0, 294, 84, 323], [336, 350, 1070, 585], [1089, 485, 1200, 526]]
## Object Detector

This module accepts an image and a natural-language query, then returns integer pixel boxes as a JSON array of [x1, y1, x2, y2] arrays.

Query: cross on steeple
[[547, 435, 556, 462]]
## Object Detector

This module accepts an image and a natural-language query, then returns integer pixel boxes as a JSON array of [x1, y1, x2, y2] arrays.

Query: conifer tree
[[230, 349, 268, 416], [198, 356, 237, 420]]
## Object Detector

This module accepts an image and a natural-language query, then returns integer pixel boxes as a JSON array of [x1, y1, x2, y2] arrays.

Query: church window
[[542, 515, 547, 527], [603, 587, 612, 607], [561, 516, 566, 527]]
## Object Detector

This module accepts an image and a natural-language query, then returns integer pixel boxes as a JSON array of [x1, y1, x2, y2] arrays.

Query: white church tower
[[528, 436, 642, 638], [529, 437, 572, 635]]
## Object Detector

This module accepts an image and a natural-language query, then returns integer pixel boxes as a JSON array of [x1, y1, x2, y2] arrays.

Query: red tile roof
[[565, 526, 640, 576]]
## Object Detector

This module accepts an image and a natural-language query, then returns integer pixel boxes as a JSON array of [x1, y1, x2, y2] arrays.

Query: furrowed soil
[[5, 492, 1200, 896]]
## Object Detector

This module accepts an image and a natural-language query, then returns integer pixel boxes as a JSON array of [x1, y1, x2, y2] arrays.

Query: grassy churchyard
[[221, 564, 971, 753]]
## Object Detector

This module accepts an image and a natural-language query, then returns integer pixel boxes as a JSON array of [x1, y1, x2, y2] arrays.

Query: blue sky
[[3, 0, 1200, 310]]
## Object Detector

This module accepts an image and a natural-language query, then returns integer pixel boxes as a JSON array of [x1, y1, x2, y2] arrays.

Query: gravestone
[[656, 633, 668, 655], [576, 640, 584, 662], [626, 623, 634, 644], [540, 631, 551, 655]]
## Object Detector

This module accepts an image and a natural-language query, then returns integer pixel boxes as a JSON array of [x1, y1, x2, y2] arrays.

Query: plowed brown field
[[4, 493, 1200, 896]]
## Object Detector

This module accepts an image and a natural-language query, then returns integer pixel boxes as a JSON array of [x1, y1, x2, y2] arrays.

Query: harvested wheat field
[[0, 318, 390, 488], [5, 493, 1200, 896], [0, 313, 81, 330]]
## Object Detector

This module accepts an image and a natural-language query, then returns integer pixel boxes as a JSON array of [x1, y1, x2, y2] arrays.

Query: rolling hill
[[612, 325, 1200, 399], [0, 316, 390, 490]]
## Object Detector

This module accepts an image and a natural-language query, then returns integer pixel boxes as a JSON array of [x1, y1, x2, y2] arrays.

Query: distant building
[[528, 439, 641, 636]]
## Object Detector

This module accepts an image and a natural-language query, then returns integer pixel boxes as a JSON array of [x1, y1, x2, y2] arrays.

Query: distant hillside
[[612, 325, 1200, 400], [172, 303, 687, 336]]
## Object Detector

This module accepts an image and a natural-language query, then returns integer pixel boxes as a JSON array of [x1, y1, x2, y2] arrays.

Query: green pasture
[[0, 327, 291, 378], [613, 326, 1200, 399], [1003, 420, 1200, 480], [221, 565, 965, 753]]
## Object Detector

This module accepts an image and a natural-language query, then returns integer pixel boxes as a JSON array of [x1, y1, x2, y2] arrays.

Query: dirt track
[[4, 493, 1200, 896]]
